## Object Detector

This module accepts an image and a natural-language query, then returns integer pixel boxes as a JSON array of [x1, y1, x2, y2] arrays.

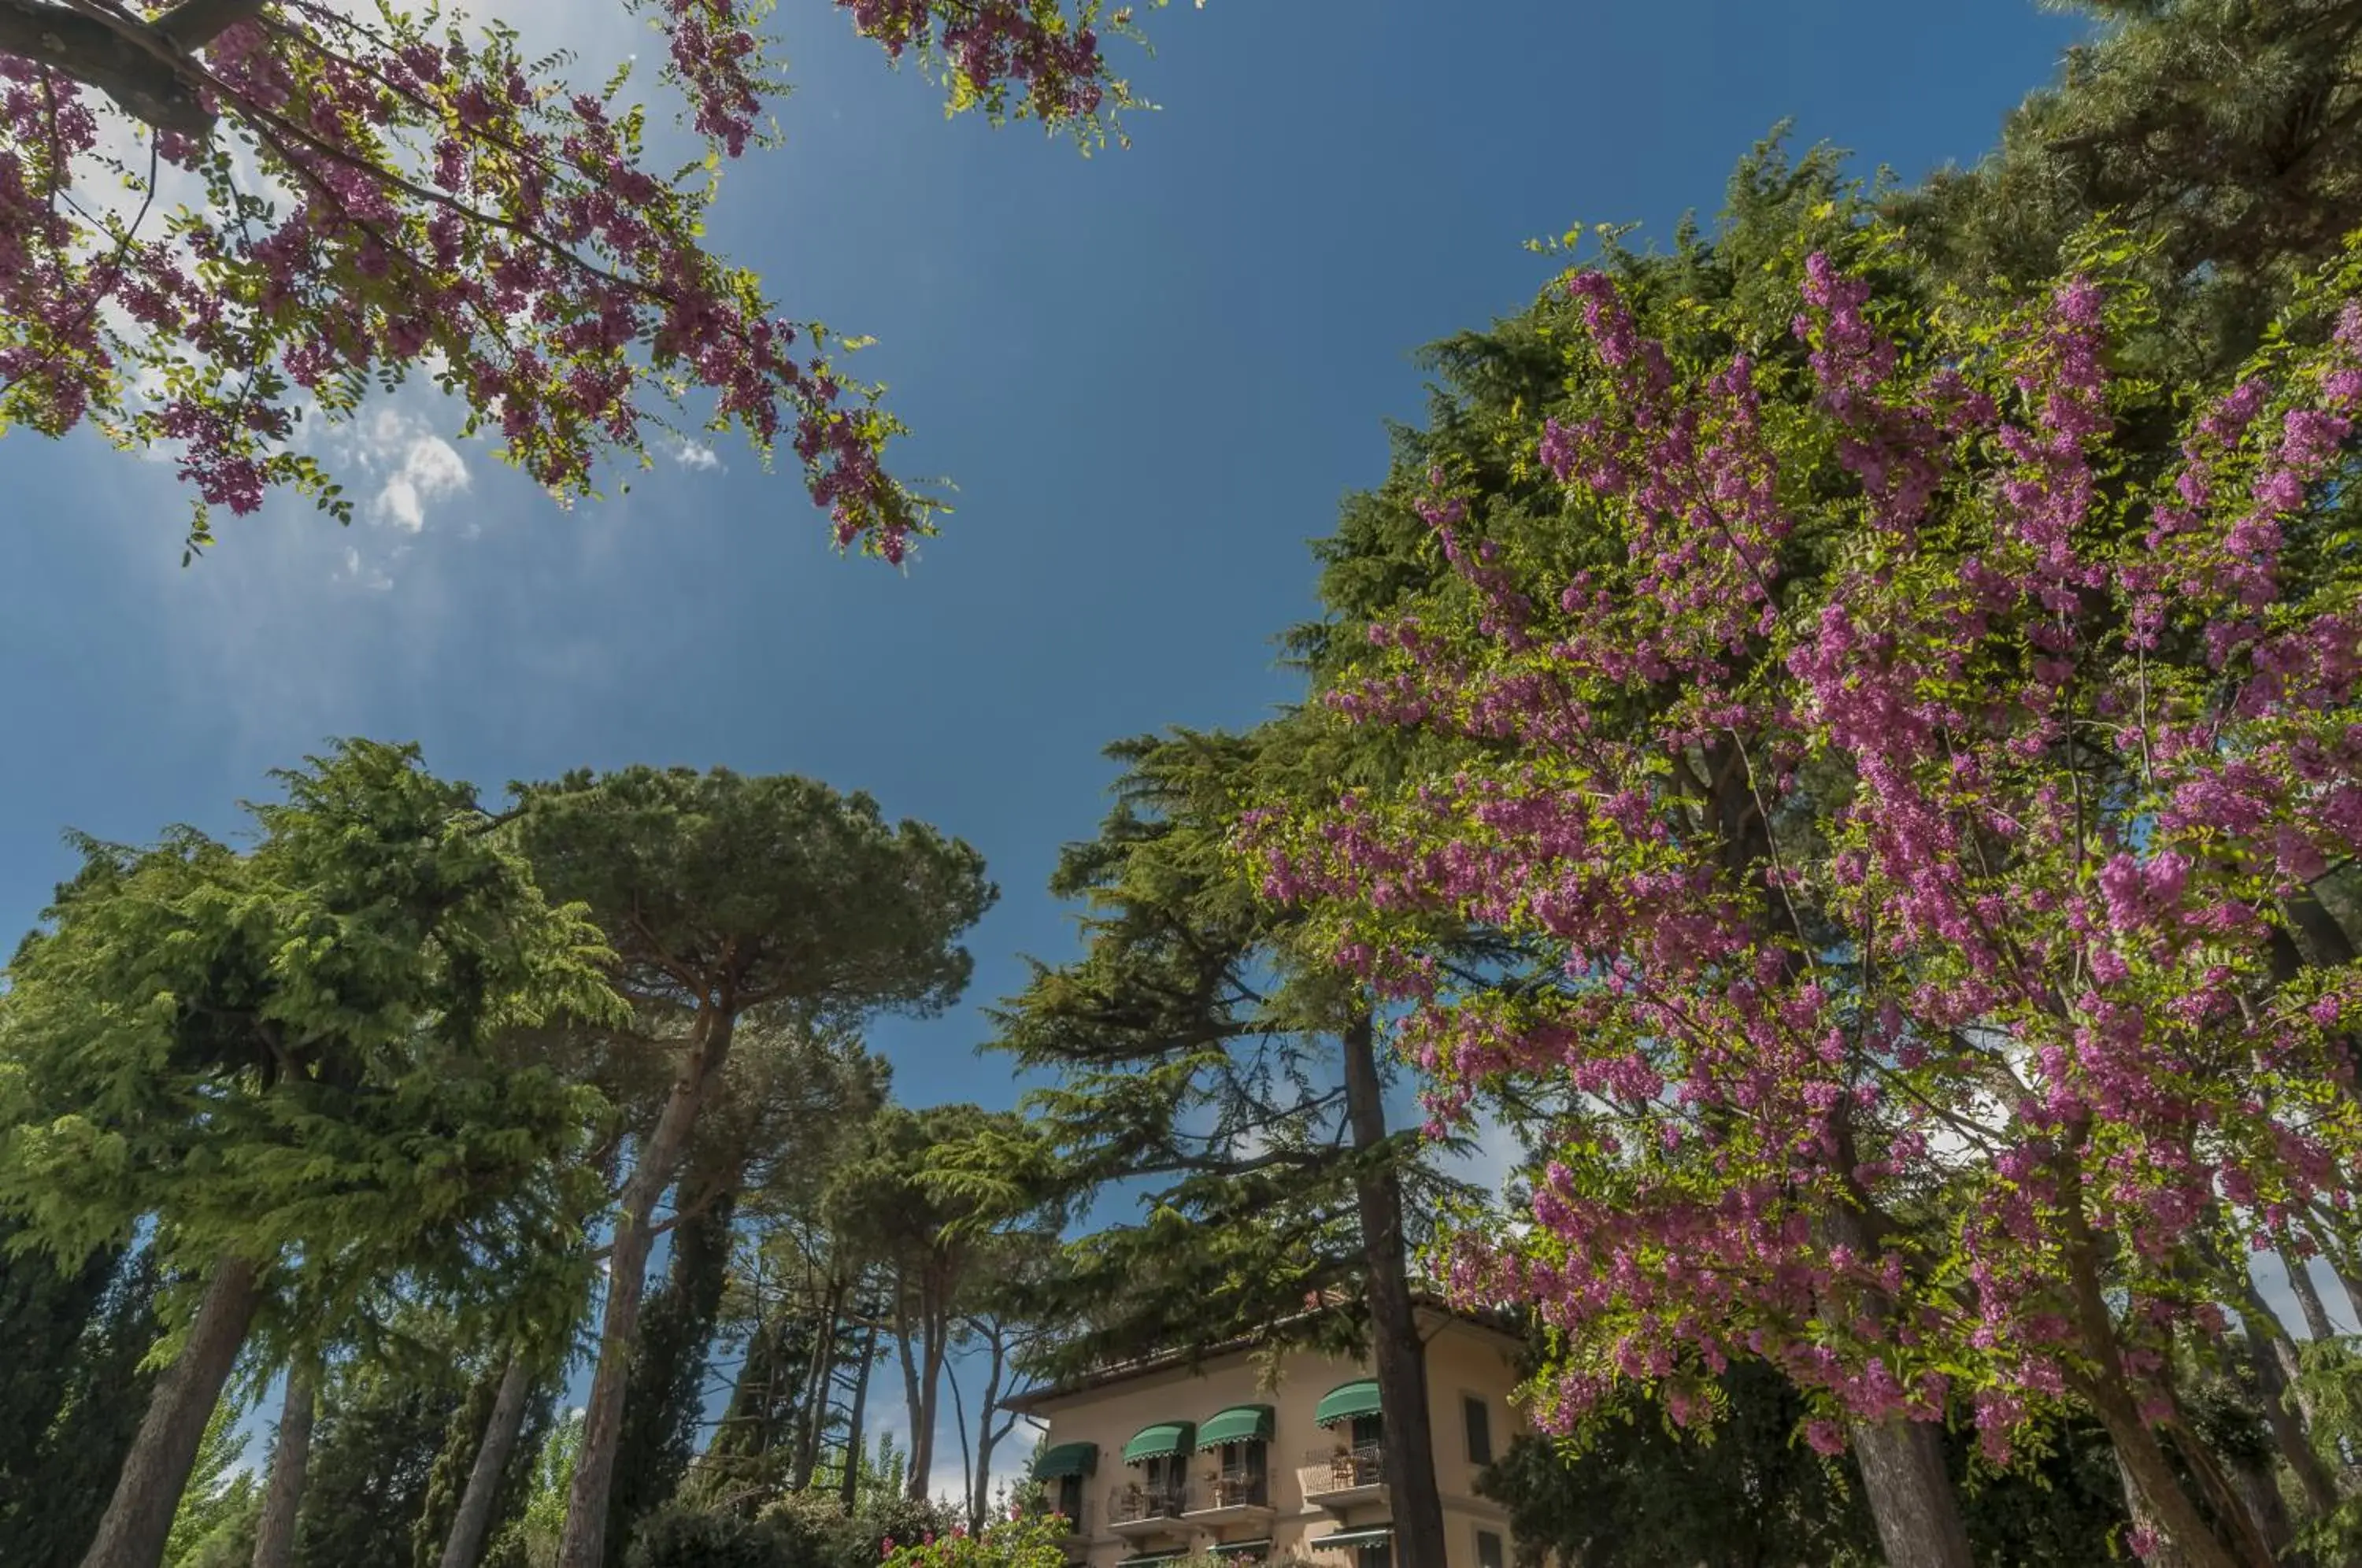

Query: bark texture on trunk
[[2282, 1241, 2341, 1342], [2239, 1289, 2345, 1517], [1341, 1012, 1449, 1568], [840, 1319, 876, 1511], [894, 1289, 927, 1503], [1845, 1417, 1975, 1568], [2116, 1452, 2194, 1568], [439, 1353, 534, 1568], [913, 1300, 948, 1504], [0, 0, 261, 135], [78, 1254, 265, 1568], [556, 1004, 736, 1568], [790, 1271, 845, 1492], [249, 1360, 317, 1568]]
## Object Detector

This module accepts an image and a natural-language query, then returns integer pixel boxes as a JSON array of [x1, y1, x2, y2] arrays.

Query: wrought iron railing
[[1297, 1443, 1386, 1492], [1107, 1484, 1187, 1525], [1192, 1469, 1271, 1510]]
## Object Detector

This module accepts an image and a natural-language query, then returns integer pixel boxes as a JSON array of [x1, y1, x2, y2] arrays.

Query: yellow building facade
[[1005, 1301, 1529, 1568]]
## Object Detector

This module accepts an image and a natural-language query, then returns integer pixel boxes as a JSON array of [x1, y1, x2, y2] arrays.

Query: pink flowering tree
[[1243, 222, 2362, 1568], [0, 0, 1177, 559]]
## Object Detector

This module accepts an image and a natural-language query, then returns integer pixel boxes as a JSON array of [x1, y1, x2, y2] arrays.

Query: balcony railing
[[1191, 1470, 1272, 1511], [1296, 1443, 1386, 1503], [1107, 1485, 1187, 1526]]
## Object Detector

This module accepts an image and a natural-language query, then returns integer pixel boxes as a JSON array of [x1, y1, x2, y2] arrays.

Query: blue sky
[[26, 0, 2312, 1510]]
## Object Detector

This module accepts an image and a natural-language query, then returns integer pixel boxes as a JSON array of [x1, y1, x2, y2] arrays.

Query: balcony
[[1296, 1444, 1388, 1511], [1106, 1485, 1189, 1539], [1186, 1468, 1274, 1525]]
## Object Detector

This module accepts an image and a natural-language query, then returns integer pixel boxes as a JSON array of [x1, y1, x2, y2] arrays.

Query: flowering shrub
[[876, 1511, 1073, 1568], [1244, 220, 2362, 1568], [0, 0, 1173, 556]]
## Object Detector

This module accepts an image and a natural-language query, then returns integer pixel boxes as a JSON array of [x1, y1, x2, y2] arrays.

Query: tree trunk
[[790, 1270, 844, 1491], [912, 1296, 950, 1507], [0, 0, 260, 136], [1701, 738, 1976, 1566], [945, 1352, 976, 1532], [839, 1319, 876, 1511], [2282, 1241, 2341, 1341], [896, 1287, 927, 1503], [78, 1254, 265, 1568], [2308, 1213, 2362, 1326], [439, 1353, 534, 1568], [2116, 1452, 2194, 1568], [971, 1333, 1007, 1533], [2219, 1437, 2296, 1560], [557, 1003, 738, 1568], [250, 1360, 317, 1568], [1818, 1140, 1977, 1568], [2088, 1390, 2255, 1568], [2239, 1287, 2345, 1518], [1843, 1418, 1976, 1568], [1340, 1011, 1449, 1568]]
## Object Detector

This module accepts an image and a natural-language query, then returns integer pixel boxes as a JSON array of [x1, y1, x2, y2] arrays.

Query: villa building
[[1006, 1296, 1531, 1568]]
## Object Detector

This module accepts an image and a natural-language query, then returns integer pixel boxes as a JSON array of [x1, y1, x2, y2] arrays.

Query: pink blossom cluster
[[2, 0, 1133, 553], [1244, 239, 2362, 1470]]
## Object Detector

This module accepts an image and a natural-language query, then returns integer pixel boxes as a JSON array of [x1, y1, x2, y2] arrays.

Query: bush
[[623, 1503, 795, 1568], [876, 1514, 1071, 1568], [759, 1489, 961, 1568]]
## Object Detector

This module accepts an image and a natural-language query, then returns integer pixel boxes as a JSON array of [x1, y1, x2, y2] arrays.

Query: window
[[1357, 1544, 1392, 1568], [1477, 1530, 1506, 1568], [1055, 1474, 1083, 1528], [1463, 1395, 1494, 1466], [1349, 1413, 1384, 1452]]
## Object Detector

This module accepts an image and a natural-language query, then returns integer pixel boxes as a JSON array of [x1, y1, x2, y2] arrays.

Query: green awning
[[1312, 1525, 1395, 1551], [1031, 1441, 1098, 1481], [1124, 1555, 1187, 1566], [1313, 1379, 1382, 1427], [1211, 1540, 1274, 1557], [1121, 1422, 1196, 1463], [1196, 1404, 1275, 1449]]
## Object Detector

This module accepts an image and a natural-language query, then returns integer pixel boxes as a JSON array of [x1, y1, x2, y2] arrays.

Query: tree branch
[[155, 0, 265, 50], [0, 0, 214, 134]]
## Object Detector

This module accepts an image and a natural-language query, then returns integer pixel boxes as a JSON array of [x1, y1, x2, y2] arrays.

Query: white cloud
[[671, 441, 723, 472], [354, 409, 471, 534], [335, 545, 394, 592]]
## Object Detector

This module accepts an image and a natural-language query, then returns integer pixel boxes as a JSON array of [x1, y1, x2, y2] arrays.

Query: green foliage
[[413, 1361, 504, 1568], [510, 765, 994, 1025], [2290, 1337, 2362, 1559], [291, 1352, 473, 1568], [876, 1512, 1072, 1568], [0, 1219, 116, 1489], [611, 1492, 959, 1568], [622, 1503, 797, 1568], [165, 1396, 260, 1568], [0, 740, 622, 1361], [1892, 0, 2362, 386], [1478, 1360, 2127, 1567], [983, 720, 1482, 1377], [608, 1188, 739, 1550], [1949, 1411, 2134, 1567], [0, 1236, 162, 1566], [1478, 1359, 1882, 1568], [487, 1406, 585, 1568]]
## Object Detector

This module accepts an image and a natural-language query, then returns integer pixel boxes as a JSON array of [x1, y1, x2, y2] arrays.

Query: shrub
[[623, 1503, 795, 1568]]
